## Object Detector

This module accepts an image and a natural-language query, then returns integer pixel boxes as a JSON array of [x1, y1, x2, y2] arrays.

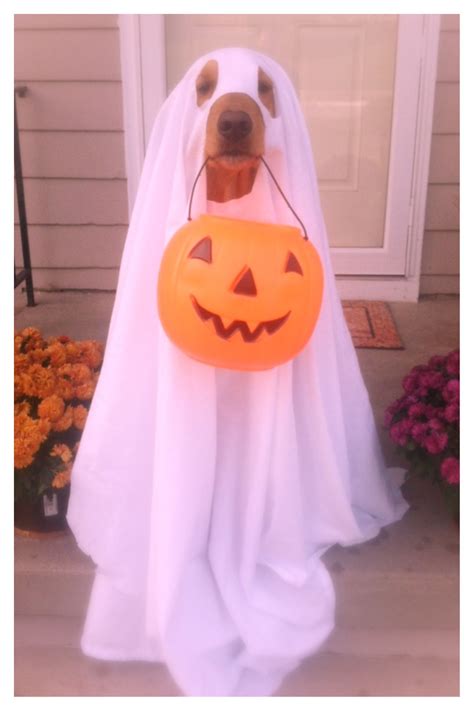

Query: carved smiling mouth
[[190, 295, 290, 343]]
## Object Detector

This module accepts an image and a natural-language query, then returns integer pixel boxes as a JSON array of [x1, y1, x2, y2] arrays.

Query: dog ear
[[258, 67, 276, 118], [196, 60, 218, 107]]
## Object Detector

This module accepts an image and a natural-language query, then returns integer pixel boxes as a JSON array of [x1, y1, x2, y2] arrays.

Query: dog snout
[[217, 111, 253, 141]]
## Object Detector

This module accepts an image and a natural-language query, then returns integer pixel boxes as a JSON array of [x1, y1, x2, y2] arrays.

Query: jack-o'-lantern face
[[157, 214, 324, 370]]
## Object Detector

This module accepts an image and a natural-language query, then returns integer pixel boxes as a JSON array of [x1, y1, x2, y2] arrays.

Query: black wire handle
[[187, 155, 308, 241], [187, 156, 210, 222]]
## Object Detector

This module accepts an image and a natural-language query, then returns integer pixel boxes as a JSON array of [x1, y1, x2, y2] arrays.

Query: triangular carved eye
[[188, 236, 212, 263], [285, 251, 303, 275]]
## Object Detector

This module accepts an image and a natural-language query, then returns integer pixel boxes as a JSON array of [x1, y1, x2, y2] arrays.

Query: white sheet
[[66, 48, 409, 696]]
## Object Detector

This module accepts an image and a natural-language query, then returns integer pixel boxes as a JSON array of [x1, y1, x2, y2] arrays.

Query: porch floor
[[14, 289, 460, 696]]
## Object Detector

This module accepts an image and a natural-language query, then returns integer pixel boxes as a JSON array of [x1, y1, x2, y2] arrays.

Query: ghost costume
[[66, 48, 409, 696]]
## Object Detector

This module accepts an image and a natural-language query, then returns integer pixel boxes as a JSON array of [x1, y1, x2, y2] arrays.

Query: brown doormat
[[342, 300, 404, 349]]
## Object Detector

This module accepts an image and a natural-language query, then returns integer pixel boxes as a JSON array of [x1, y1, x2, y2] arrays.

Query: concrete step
[[14, 636, 459, 697], [14, 610, 459, 697], [278, 650, 459, 697], [14, 644, 182, 697], [15, 613, 459, 660], [14, 560, 459, 630], [14, 477, 460, 630], [14, 477, 459, 696]]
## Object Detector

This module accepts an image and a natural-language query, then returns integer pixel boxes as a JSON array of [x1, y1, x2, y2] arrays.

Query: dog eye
[[188, 237, 212, 263], [284, 252, 303, 275]]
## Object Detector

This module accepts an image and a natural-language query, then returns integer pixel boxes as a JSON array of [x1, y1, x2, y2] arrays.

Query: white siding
[[14, 14, 460, 296], [420, 14, 460, 295], [14, 14, 127, 290]]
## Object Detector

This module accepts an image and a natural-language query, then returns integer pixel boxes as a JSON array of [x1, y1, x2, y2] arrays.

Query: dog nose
[[218, 111, 253, 141]]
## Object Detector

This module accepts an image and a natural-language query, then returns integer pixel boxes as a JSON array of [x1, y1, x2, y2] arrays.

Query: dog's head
[[196, 58, 276, 172]]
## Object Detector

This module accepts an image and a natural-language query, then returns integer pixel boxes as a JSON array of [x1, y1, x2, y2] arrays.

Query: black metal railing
[[14, 85, 35, 307]]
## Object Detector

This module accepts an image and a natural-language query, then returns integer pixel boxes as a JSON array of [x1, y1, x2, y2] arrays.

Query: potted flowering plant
[[384, 349, 460, 522], [14, 327, 104, 534]]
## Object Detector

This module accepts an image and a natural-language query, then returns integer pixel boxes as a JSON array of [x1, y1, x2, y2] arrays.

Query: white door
[[119, 14, 440, 297]]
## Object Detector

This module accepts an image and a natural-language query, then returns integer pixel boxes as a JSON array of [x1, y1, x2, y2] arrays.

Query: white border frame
[[118, 14, 167, 210], [119, 14, 440, 302]]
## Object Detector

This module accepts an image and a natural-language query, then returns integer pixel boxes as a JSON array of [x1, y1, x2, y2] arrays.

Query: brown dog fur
[[195, 60, 276, 203]]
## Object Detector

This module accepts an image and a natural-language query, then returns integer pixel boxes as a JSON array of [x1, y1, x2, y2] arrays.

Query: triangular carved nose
[[232, 267, 257, 296]]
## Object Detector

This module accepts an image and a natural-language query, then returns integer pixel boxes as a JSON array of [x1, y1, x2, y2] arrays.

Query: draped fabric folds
[[66, 48, 409, 696]]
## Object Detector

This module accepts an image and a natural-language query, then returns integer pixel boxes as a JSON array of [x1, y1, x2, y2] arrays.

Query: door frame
[[118, 14, 440, 302]]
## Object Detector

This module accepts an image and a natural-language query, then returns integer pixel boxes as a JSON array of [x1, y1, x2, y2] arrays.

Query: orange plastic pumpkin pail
[[157, 213, 324, 371]]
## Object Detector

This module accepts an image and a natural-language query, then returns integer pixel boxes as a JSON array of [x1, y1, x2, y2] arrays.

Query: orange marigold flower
[[20, 327, 42, 339], [50, 443, 73, 463], [14, 401, 31, 417], [57, 363, 73, 379], [29, 348, 49, 364], [73, 404, 88, 430], [20, 327, 45, 352], [14, 353, 31, 374], [21, 364, 56, 399], [55, 378, 75, 401], [14, 442, 36, 469], [36, 417, 51, 437], [19, 372, 34, 397], [52, 465, 72, 489], [44, 342, 67, 368], [51, 405, 74, 432], [14, 412, 51, 469], [71, 363, 92, 385], [38, 394, 65, 423], [14, 375, 25, 399], [78, 340, 104, 370], [64, 342, 81, 363], [74, 381, 95, 400]]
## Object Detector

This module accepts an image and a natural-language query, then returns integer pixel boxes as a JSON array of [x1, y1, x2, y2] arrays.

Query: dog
[[195, 59, 276, 203]]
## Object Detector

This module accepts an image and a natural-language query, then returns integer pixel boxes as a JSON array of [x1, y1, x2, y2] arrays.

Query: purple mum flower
[[408, 403, 426, 419], [446, 350, 460, 377], [390, 420, 411, 446], [444, 403, 459, 423], [442, 379, 460, 404], [423, 430, 449, 455], [440, 456, 460, 485], [429, 355, 447, 369], [402, 372, 419, 394], [411, 422, 428, 444]]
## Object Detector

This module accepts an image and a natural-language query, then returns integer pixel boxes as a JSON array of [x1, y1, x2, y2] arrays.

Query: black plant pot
[[14, 485, 70, 535]]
